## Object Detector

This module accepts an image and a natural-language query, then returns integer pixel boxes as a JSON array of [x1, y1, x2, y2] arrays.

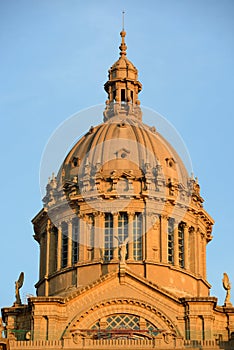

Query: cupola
[[103, 30, 142, 121]]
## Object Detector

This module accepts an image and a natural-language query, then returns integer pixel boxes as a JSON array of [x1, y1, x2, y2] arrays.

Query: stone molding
[[66, 298, 178, 337]]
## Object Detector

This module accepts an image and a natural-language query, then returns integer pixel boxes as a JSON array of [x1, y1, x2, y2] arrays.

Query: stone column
[[184, 224, 189, 270], [93, 212, 100, 260], [144, 212, 151, 261], [203, 315, 214, 340], [202, 234, 206, 278], [39, 235, 45, 279], [44, 221, 51, 296], [189, 227, 196, 274], [99, 212, 105, 260], [160, 215, 168, 263], [113, 213, 119, 260], [57, 224, 62, 271], [79, 215, 86, 262], [45, 220, 51, 276], [127, 212, 134, 260], [194, 228, 199, 275], [174, 221, 179, 267], [188, 315, 198, 341], [67, 220, 72, 267]]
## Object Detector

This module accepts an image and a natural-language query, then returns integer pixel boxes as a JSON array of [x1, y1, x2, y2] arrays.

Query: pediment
[[63, 268, 180, 305], [29, 268, 183, 343], [30, 268, 181, 309], [55, 268, 182, 339]]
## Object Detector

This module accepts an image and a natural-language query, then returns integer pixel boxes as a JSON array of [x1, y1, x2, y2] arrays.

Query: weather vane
[[122, 10, 125, 31]]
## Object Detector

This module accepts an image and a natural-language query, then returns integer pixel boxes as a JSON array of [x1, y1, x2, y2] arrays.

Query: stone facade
[[1, 29, 234, 350]]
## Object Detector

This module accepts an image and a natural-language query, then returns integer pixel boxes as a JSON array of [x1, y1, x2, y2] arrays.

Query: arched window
[[91, 314, 159, 339], [104, 213, 113, 261], [178, 223, 185, 268], [168, 218, 174, 265], [61, 222, 68, 268], [133, 213, 142, 260], [72, 217, 79, 265]]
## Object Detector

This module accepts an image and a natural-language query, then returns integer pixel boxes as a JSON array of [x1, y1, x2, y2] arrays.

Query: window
[[121, 89, 126, 102], [72, 218, 79, 264], [106, 314, 140, 330], [178, 223, 185, 268], [104, 213, 113, 261], [91, 314, 159, 339], [61, 222, 68, 268], [168, 218, 174, 264], [133, 213, 142, 260]]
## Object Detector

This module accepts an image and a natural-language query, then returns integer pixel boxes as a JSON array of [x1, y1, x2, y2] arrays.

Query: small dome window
[[72, 157, 80, 167], [165, 157, 176, 169]]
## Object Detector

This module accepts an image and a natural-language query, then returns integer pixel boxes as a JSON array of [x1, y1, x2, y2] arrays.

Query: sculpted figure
[[115, 236, 129, 263], [223, 272, 232, 306], [14, 272, 24, 306]]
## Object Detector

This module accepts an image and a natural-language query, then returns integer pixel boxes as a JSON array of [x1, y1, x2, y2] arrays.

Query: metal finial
[[122, 10, 125, 31], [119, 11, 127, 56]]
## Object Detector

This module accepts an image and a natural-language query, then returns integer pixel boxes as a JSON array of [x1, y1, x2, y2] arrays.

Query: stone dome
[[61, 115, 189, 198], [38, 28, 213, 299]]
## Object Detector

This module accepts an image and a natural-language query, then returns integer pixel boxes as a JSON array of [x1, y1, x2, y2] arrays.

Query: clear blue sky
[[0, 0, 233, 309]]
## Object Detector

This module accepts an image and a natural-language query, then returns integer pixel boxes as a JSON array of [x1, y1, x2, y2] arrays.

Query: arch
[[62, 298, 179, 338]]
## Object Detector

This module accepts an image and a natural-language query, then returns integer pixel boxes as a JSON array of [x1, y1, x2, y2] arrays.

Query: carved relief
[[163, 330, 176, 344]]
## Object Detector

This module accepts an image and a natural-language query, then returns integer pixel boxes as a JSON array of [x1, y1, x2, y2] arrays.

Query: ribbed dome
[[111, 56, 137, 71], [60, 116, 189, 194], [36, 27, 214, 302]]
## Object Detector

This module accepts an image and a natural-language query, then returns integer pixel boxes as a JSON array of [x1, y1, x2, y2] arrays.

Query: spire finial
[[119, 11, 127, 57], [122, 10, 125, 31]]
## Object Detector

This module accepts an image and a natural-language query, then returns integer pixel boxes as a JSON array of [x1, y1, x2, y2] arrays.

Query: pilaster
[[79, 216, 86, 262], [184, 224, 189, 270], [174, 221, 179, 267], [160, 215, 168, 264], [67, 220, 72, 267], [57, 224, 62, 271], [113, 213, 119, 260], [127, 211, 134, 260]]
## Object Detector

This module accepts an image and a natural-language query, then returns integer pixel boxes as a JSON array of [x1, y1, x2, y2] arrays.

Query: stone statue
[[115, 236, 129, 264], [222, 272, 232, 306], [14, 272, 24, 306]]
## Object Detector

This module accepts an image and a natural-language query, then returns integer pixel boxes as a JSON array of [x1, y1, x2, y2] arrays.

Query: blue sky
[[0, 0, 234, 308]]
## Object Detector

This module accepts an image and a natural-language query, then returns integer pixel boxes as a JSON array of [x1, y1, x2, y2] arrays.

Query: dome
[[111, 55, 137, 71], [61, 115, 189, 199], [37, 28, 213, 300]]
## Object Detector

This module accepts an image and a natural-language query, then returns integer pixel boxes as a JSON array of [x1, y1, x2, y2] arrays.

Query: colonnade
[[40, 212, 207, 281]]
